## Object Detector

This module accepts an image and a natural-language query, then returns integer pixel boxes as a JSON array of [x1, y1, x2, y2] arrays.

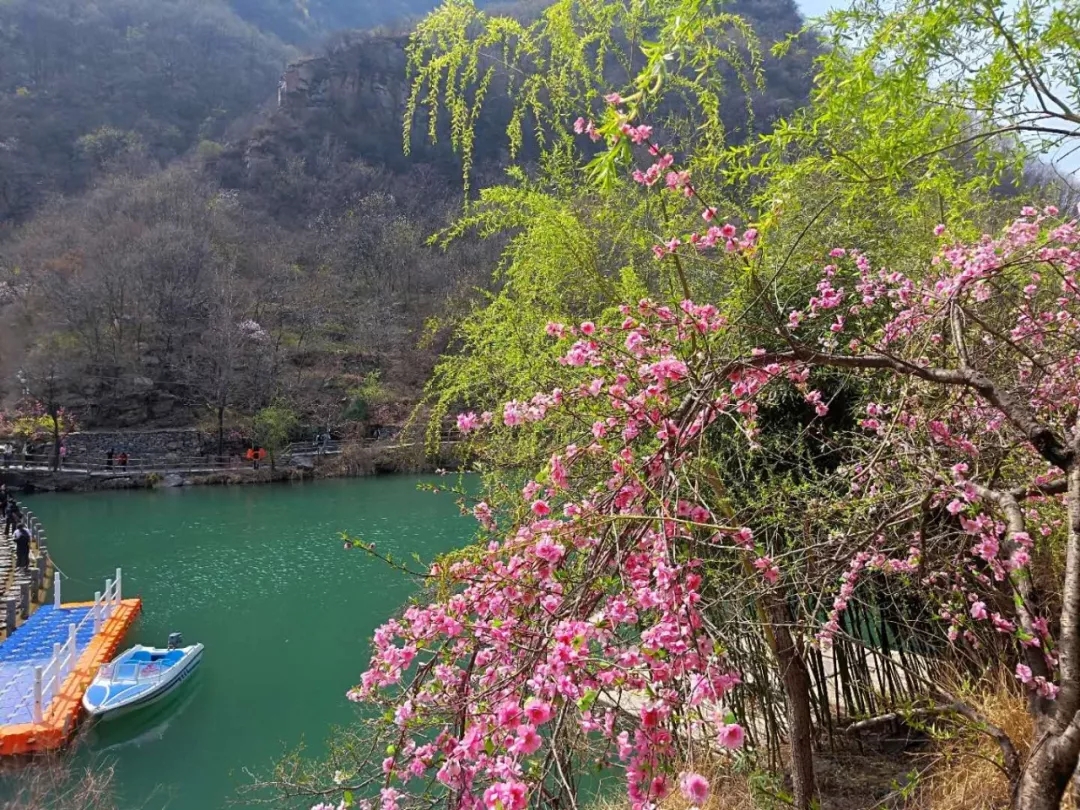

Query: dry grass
[[0, 751, 117, 810], [586, 743, 917, 810], [918, 674, 1076, 810], [588, 766, 761, 810], [586, 674, 1080, 810], [919, 677, 1030, 809]]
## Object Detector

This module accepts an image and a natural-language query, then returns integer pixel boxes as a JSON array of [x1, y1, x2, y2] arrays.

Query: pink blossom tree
[[336, 180, 1080, 810]]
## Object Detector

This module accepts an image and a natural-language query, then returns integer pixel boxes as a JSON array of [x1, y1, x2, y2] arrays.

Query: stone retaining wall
[[60, 429, 206, 462]]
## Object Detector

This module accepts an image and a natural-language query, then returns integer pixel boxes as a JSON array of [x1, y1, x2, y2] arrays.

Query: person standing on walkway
[[5, 499, 21, 537], [118, 451, 128, 470], [0, 484, 8, 515], [106, 448, 114, 471], [13, 520, 31, 571], [59, 442, 67, 469]]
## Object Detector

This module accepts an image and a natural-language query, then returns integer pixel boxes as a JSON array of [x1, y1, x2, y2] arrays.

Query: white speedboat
[[83, 633, 203, 719]]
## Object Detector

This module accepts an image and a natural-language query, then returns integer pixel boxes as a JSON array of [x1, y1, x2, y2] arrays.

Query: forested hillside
[[0, 0, 819, 437], [0, 0, 291, 225]]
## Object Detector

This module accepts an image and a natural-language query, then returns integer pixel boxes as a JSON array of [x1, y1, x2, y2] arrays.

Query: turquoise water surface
[[18, 476, 474, 810]]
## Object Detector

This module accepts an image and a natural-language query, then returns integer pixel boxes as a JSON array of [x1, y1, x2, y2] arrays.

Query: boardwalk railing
[[0, 570, 122, 726], [4, 454, 243, 476], [284, 431, 460, 458], [283, 440, 344, 457], [2, 501, 49, 637], [1, 431, 465, 478]]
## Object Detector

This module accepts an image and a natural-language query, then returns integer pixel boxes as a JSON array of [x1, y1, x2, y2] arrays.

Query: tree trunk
[[1015, 734, 1080, 810], [766, 596, 818, 810], [1014, 459, 1080, 808], [50, 409, 60, 472], [216, 405, 225, 461]]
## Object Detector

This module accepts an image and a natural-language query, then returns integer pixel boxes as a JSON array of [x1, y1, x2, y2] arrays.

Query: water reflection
[[88, 675, 202, 754]]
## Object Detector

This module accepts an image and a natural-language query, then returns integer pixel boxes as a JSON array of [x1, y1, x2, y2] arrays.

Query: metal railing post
[[32, 667, 43, 724], [115, 568, 122, 602], [54, 572, 61, 607], [93, 591, 102, 633]]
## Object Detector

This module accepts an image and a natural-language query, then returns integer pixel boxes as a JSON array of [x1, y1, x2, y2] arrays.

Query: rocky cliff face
[[213, 32, 438, 207], [210, 29, 512, 218]]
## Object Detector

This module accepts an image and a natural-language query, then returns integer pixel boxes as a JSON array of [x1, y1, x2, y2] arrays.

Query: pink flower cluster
[[350, 110, 1080, 810]]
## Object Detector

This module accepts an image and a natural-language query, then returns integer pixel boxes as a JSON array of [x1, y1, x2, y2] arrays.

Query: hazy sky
[[798, 0, 839, 18]]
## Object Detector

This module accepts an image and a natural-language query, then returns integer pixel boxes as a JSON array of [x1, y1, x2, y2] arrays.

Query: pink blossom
[[717, 722, 745, 749], [534, 536, 565, 563], [753, 556, 779, 583], [649, 776, 671, 801], [1034, 678, 1059, 700], [620, 123, 653, 144], [970, 601, 988, 621], [483, 781, 528, 810], [496, 701, 522, 728], [604, 93, 623, 105], [679, 773, 710, 806], [531, 499, 551, 517], [1009, 548, 1031, 570], [456, 412, 480, 433], [510, 724, 542, 755], [524, 699, 553, 726], [503, 401, 525, 426], [381, 788, 402, 810], [1016, 663, 1033, 683]]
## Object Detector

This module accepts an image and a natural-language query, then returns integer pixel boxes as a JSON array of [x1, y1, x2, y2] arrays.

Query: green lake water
[[17, 476, 474, 810]]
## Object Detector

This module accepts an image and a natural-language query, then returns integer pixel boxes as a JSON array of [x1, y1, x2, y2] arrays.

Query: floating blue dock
[[0, 605, 97, 725], [0, 569, 141, 755]]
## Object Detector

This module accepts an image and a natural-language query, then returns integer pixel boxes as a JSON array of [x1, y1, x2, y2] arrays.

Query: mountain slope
[[0, 0, 821, 434], [0, 0, 290, 226]]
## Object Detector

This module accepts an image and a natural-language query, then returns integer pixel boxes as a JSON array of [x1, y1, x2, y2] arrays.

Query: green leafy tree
[[253, 403, 299, 471], [749, 0, 1080, 229], [391, 1, 1080, 808]]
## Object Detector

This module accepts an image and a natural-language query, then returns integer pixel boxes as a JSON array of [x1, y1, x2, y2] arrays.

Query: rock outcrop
[[223, 33, 418, 190]]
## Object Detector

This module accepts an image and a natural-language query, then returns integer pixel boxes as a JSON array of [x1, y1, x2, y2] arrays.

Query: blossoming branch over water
[[330, 82, 1080, 809]]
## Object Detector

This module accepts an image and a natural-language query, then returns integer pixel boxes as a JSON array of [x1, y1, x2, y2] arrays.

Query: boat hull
[[83, 644, 203, 720]]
